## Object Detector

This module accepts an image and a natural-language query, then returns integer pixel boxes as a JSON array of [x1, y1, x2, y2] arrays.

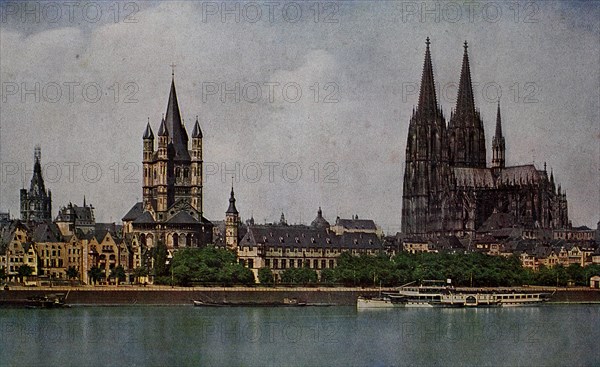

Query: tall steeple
[[491, 101, 506, 169], [225, 181, 240, 250], [164, 73, 190, 160], [30, 146, 46, 196], [455, 41, 476, 119], [448, 41, 486, 168], [402, 38, 450, 236], [20, 146, 52, 223], [416, 37, 439, 119]]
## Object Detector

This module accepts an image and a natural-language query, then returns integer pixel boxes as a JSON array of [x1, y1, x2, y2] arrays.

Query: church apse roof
[[122, 202, 143, 221]]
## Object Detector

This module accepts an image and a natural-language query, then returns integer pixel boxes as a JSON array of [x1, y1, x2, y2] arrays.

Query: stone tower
[[225, 184, 239, 250], [190, 117, 203, 213], [401, 38, 450, 236], [140, 74, 203, 220], [448, 42, 486, 168], [20, 146, 52, 223], [123, 72, 213, 251]]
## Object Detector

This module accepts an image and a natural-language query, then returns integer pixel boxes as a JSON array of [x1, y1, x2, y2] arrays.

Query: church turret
[[143, 119, 154, 160], [225, 184, 239, 250], [491, 101, 506, 169], [142, 119, 155, 209], [155, 118, 169, 212], [448, 42, 486, 168], [157, 117, 169, 157], [191, 116, 203, 213]]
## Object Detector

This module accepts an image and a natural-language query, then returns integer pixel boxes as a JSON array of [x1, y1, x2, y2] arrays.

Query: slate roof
[[122, 202, 144, 221], [166, 211, 198, 224], [31, 221, 62, 242], [498, 165, 542, 185], [478, 212, 517, 232], [453, 167, 494, 188], [335, 218, 377, 231], [133, 211, 156, 224], [242, 225, 382, 250]]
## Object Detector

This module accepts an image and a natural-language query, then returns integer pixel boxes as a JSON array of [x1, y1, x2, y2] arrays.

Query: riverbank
[[2, 286, 600, 306]]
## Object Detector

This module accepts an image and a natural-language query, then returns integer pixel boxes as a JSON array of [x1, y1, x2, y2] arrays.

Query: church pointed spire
[[192, 116, 203, 139], [164, 73, 190, 160], [158, 117, 168, 136], [226, 181, 238, 215], [455, 41, 476, 120], [416, 37, 439, 118], [30, 146, 46, 195], [143, 119, 154, 139], [495, 101, 503, 138]]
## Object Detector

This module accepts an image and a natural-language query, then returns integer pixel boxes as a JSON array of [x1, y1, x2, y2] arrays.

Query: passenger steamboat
[[357, 281, 551, 309]]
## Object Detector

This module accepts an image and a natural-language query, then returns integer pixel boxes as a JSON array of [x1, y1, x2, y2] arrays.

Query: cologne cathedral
[[401, 39, 569, 238], [122, 74, 213, 249]]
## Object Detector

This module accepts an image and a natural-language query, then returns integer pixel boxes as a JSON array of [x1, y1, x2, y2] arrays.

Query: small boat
[[193, 297, 307, 307], [0, 293, 69, 309]]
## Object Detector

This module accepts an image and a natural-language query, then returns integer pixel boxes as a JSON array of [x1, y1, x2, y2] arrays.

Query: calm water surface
[[1, 305, 599, 366]]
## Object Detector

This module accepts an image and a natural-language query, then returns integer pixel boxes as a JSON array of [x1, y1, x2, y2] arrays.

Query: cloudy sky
[[0, 1, 598, 232]]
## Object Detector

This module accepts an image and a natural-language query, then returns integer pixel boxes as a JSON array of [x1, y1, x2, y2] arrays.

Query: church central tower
[[141, 74, 203, 220]]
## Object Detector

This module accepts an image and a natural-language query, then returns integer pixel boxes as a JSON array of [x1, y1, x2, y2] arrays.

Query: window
[[248, 259, 254, 269], [321, 260, 326, 269], [265, 259, 270, 267], [329, 260, 334, 269], [273, 259, 279, 269], [281, 259, 287, 269]]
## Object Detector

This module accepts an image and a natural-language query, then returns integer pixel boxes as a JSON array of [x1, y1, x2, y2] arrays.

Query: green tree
[[319, 268, 336, 285], [132, 266, 149, 284], [0, 266, 6, 281], [87, 266, 103, 285], [17, 264, 33, 282], [66, 266, 79, 280], [169, 247, 255, 286], [281, 267, 318, 285], [110, 265, 127, 285], [153, 241, 168, 277], [258, 267, 274, 286]]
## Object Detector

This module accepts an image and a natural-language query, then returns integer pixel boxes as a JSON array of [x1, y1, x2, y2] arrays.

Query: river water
[[1, 305, 598, 366]]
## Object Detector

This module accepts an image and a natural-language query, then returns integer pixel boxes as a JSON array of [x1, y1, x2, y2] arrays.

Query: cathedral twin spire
[[416, 37, 440, 119]]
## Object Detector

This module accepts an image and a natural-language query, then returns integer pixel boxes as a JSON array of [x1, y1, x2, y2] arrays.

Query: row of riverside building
[[2, 39, 599, 285]]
